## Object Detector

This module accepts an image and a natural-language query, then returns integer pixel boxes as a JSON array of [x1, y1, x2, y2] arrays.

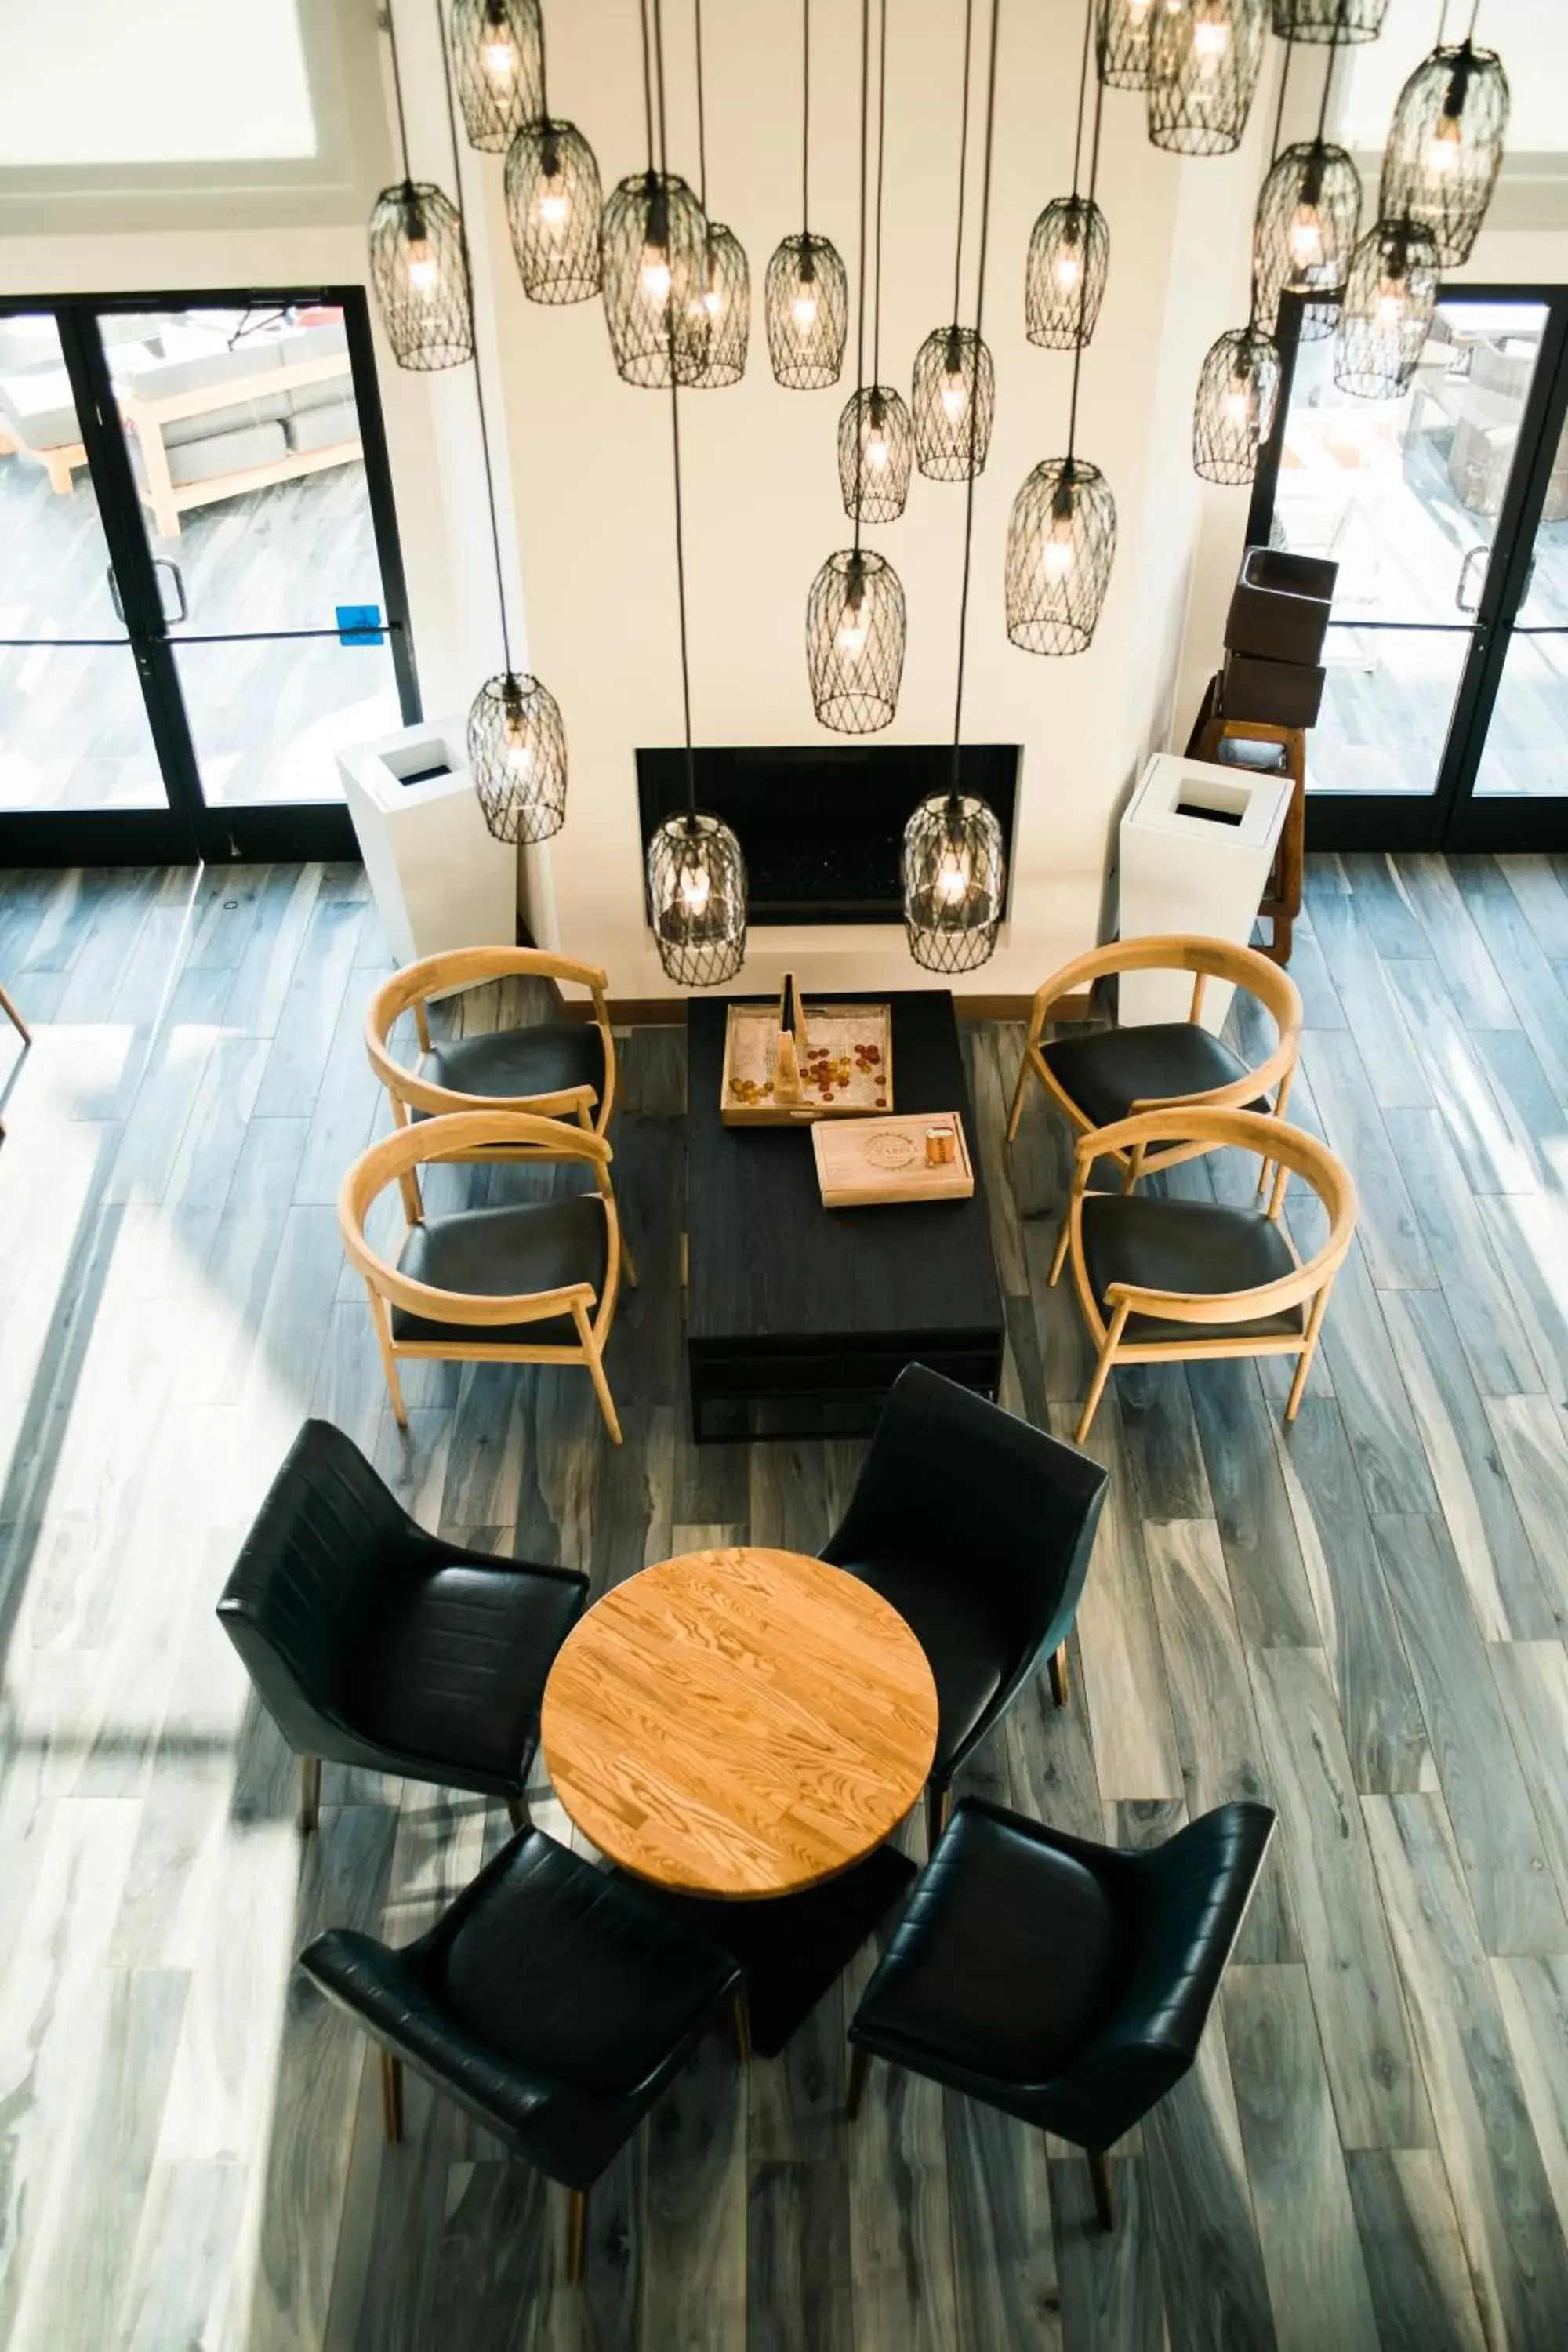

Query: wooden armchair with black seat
[[820, 1363, 1109, 1848], [216, 1417, 589, 1833], [339, 1108, 627, 1441], [846, 1796, 1275, 2229], [300, 1824, 744, 2283], [1006, 935, 1304, 1196], [1054, 1105, 1358, 1443]]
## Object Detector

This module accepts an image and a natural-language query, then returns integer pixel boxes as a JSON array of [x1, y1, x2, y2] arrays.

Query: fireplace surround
[[635, 744, 1019, 927]]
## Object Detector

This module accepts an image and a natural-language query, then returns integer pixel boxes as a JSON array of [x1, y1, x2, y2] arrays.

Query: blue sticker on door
[[336, 604, 384, 646]]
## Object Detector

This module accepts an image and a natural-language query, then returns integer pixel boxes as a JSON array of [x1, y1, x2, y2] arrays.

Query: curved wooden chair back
[[339, 1109, 624, 1443], [1059, 1105, 1356, 1441], [1008, 935, 1304, 1172], [365, 947, 615, 1134]]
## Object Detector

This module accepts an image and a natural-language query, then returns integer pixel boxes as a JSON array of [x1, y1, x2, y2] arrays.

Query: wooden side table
[[540, 1546, 939, 2052]]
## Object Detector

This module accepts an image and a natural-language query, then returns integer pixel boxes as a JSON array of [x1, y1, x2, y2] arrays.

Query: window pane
[[0, 0, 314, 167], [170, 635, 401, 807], [1308, 626, 1473, 797], [0, 644, 166, 811], [0, 312, 125, 637], [1472, 633, 1568, 798]]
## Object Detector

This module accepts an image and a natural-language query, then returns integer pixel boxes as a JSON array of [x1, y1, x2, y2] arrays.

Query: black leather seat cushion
[[417, 1022, 605, 1113], [392, 1196, 608, 1348], [344, 1559, 583, 1785], [829, 1553, 1009, 1772], [854, 1803, 1130, 2082], [1041, 1023, 1265, 1132], [427, 1832, 739, 2096], [1080, 1194, 1305, 1345]]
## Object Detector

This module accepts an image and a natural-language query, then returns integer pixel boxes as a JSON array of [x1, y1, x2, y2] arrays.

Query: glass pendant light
[[766, 0, 849, 387], [1272, 0, 1387, 34], [1254, 8, 1361, 336], [1149, 0, 1267, 158], [913, 0, 995, 480], [1379, 18, 1510, 268], [1192, 318, 1282, 482], [430, 2, 568, 840], [1097, 0, 1159, 92], [811, 0, 906, 730], [449, 0, 543, 152], [688, 0, 750, 387], [906, 0, 1007, 973], [368, 9, 475, 371], [838, 0, 913, 519], [1008, 0, 1117, 657], [1333, 216, 1440, 398], [503, 12, 603, 306], [1027, 1, 1110, 350]]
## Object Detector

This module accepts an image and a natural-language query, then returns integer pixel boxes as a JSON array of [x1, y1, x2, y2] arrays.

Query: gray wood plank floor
[[2, 851, 1568, 2350]]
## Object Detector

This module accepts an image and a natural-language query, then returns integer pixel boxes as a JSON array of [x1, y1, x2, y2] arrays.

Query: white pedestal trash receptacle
[[1116, 753, 1293, 1033], [337, 717, 517, 975]]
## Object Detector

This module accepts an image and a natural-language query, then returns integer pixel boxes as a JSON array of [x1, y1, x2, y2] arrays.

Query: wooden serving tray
[[721, 998, 893, 1126], [812, 1112, 974, 1207]]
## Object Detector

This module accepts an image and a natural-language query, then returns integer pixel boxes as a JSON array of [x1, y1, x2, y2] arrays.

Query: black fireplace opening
[[636, 743, 1019, 926]]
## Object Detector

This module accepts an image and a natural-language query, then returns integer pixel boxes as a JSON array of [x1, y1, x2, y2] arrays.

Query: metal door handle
[[1456, 545, 1489, 615], [155, 559, 188, 623], [105, 564, 125, 624]]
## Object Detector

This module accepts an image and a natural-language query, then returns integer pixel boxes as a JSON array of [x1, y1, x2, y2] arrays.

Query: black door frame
[[0, 285, 417, 868], [1247, 284, 1568, 855]]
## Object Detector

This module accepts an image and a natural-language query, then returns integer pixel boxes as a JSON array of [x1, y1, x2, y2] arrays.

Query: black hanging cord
[[387, 2, 416, 180], [1069, 0, 1093, 200], [949, 0, 975, 324], [694, 0, 709, 207], [644, 0, 697, 821], [537, 0, 550, 116], [871, 0, 889, 387], [434, 0, 510, 673], [638, 0, 658, 172], [1465, 0, 1479, 39], [1314, 1, 1346, 142], [949, 0, 1000, 793], [802, 0, 812, 230], [852, 0, 871, 553], [1269, 16, 1294, 162], [1065, 16, 1105, 458]]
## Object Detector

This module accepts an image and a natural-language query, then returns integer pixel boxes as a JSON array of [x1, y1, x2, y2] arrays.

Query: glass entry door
[[1253, 286, 1568, 852], [0, 289, 416, 865]]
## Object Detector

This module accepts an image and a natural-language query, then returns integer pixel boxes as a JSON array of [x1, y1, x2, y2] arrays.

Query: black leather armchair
[[847, 1796, 1275, 2227], [820, 1363, 1108, 1843], [217, 1418, 587, 1831], [300, 1827, 743, 2282]]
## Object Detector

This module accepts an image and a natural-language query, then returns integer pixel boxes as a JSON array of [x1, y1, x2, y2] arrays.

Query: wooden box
[[811, 1113, 974, 1207], [720, 995, 893, 1126]]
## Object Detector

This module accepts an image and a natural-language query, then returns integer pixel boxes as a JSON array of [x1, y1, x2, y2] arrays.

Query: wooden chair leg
[[0, 982, 31, 1044], [583, 1344, 623, 1445], [1048, 1639, 1071, 1708], [1075, 1342, 1118, 1445], [731, 1984, 753, 2066], [1048, 1215, 1073, 1287], [506, 1793, 530, 1833], [1005, 1049, 1033, 1144], [380, 2049, 405, 2143], [299, 1755, 321, 1834], [620, 1229, 639, 1288], [846, 2043, 871, 2122], [564, 2187, 588, 2287], [367, 1292, 407, 1427], [1087, 2147, 1115, 2231], [926, 1780, 953, 1853]]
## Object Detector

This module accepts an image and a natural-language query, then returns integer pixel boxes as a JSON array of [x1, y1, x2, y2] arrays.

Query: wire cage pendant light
[[648, 811, 748, 986], [1027, 197, 1109, 350], [602, 168, 710, 387], [1192, 321, 1282, 482], [449, 0, 543, 152], [839, 385, 914, 521], [808, 548, 906, 731], [1149, 0, 1267, 158], [684, 0, 751, 387], [1006, 457, 1117, 655], [913, 325, 996, 480], [767, 0, 848, 387], [905, 0, 1006, 973], [1333, 216, 1440, 398], [1254, 141, 1361, 327], [1380, 35, 1510, 269], [1097, 0, 1160, 92], [469, 672, 568, 842], [505, 119, 604, 303], [368, 12, 474, 371], [1272, 0, 1388, 34]]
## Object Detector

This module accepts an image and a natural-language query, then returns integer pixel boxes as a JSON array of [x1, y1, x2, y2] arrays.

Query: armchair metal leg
[[1087, 2147, 1115, 2231], [380, 2049, 404, 2143], [846, 2043, 871, 2122], [732, 1984, 753, 2065], [565, 2187, 588, 2286], [506, 1793, 530, 1833], [1048, 1639, 1071, 1708], [299, 1755, 321, 1835]]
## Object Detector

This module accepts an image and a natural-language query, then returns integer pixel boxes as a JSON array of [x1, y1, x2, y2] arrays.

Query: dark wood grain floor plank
[[1396, 854, 1521, 1029], [1384, 1105, 1546, 1402], [1345, 2149, 1487, 2352], [1186, 1360, 1320, 1649], [1488, 1642, 1568, 1917], [1307, 884, 1433, 1109], [1050, 2157, 1166, 2352], [641, 2024, 746, 2352], [1453, 856, 1568, 1106], [944, 2095, 1062, 2352], [1305, 1028, 1436, 1290], [1383, 955, 1541, 1196]]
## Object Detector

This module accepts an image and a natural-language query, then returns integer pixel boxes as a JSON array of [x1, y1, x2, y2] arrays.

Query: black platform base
[[621, 1844, 918, 2058]]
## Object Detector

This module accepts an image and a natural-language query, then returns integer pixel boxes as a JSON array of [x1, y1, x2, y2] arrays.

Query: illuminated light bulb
[[1042, 520, 1076, 583], [702, 278, 724, 318], [1290, 205, 1325, 270], [538, 178, 568, 228], [1222, 377, 1253, 429], [1128, 0, 1152, 20], [405, 239, 439, 295], [837, 591, 868, 655], [1374, 282, 1408, 331], [941, 372, 968, 423], [1192, 9, 1230, 64], [1054, 249, 1082, 293], [935, 844, 972, 906], [793, 283, 819, 334], [680, 863, 712, 916], [866, 428, 890, 470], [1428, 111, 1464, 174], [482, 26, 519, 84], [641, 245, 673, 304]]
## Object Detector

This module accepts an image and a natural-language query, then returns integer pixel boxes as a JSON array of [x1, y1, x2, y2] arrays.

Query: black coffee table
[[685, 990, 1005, 1441]]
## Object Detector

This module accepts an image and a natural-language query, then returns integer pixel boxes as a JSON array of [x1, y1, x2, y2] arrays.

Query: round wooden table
[[540, 1545, 938, 1900]]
